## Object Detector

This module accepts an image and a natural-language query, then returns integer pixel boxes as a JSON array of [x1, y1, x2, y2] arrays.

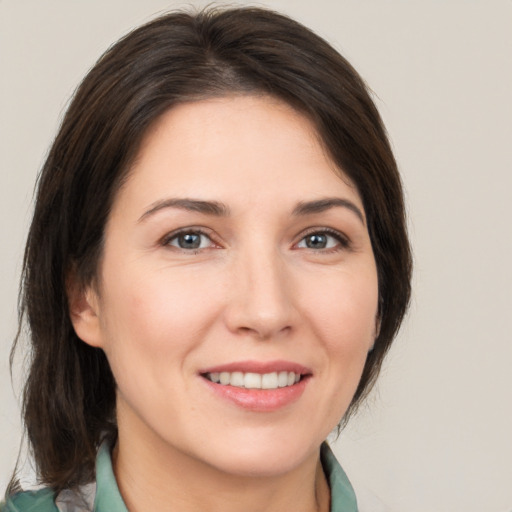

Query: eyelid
[[158, 225, 350, 253], [294, 227, 351, 251], [160, 226, 221, 251]]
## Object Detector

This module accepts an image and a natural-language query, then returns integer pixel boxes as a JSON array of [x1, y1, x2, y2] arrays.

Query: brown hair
[[10, 6, 412, 494]]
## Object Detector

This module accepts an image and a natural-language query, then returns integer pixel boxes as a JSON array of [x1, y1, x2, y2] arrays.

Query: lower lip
[[202, 377, 309, 412]]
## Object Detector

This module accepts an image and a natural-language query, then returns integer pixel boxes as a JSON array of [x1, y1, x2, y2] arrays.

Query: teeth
[[278, 371, 289, 387], [261, 372, 277, 389], [244, 373, 262, 389], [205, 371, 302, 389], [231, 371, 244, 387]]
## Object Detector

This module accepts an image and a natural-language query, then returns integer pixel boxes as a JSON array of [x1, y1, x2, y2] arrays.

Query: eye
[[296, 230, 348, 251], [164, 230, 215, 251]]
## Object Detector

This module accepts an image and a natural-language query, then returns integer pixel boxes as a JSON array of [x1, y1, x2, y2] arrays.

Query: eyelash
[[161, 228, 218, 254], [296, 228, 350, 253], [160, 227, 350, 254]]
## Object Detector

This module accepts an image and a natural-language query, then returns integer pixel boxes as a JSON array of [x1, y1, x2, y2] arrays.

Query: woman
[[3, 6, 411, 512]]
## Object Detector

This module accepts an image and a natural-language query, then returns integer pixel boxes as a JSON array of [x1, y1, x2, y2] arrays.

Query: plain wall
[[1, 1, 511, 511]]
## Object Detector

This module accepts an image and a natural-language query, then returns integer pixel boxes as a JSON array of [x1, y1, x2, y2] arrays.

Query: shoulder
[[2, 488, 59, 512]]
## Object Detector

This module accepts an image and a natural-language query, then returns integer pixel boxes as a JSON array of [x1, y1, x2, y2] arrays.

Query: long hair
[[10, 6, 412, 493]]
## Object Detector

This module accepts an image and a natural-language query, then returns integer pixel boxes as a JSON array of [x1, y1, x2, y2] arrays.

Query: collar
[[93, 442, 128, 512], [93, 441, 358, 512], [320, 443, 359, 512]]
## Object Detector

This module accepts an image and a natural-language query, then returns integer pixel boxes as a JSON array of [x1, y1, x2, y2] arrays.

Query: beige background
[[1, 1, 511, 511]]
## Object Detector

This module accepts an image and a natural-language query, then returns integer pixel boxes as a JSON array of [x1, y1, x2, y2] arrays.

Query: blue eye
[[297, 231, 346, 250], [166, 231, 213, 250]]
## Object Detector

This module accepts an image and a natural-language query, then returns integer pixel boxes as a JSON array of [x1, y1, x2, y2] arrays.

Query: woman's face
[[74, 96, 378, 477]]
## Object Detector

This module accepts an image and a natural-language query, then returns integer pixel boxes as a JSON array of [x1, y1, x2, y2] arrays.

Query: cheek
[[98, 264, 222, 376], [302, 266, 379, 350], [298, 264, 378, 416]]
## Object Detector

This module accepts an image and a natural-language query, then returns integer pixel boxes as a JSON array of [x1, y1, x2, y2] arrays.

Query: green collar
[[320, 443, 358, 512], [93, 441, 358, 512], [93, 442, 128, 511], [3, 442, 358, 512]]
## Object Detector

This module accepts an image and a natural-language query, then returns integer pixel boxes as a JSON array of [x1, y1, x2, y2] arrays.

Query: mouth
[[203, 371, 303, 390], [199, 361, 311, 411]]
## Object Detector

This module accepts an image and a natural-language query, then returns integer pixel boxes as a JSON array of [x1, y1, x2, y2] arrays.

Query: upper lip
[[199, 360, 312, 375]]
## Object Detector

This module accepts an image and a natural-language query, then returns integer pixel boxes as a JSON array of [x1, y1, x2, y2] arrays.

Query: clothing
[[2, 442, 359, 512]]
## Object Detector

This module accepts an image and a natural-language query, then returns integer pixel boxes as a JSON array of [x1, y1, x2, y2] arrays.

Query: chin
[[209, 449, 311, 478], [194, 428, 325, 478]]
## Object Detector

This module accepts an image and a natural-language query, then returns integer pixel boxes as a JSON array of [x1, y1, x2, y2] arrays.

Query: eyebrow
[[138, 198, 230, 222], [138, 196, 364, 224], [292, 197, 365, 224]]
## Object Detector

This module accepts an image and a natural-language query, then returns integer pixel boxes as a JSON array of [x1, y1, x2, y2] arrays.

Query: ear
[[369, 315, 381, 353], [374, 315, 381, 340], [67, 273, 104, 348]]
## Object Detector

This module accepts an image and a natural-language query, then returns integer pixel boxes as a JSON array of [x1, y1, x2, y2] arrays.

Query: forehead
[[116, 95, 362, 216]]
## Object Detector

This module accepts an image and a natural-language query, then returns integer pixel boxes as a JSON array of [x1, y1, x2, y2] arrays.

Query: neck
[[113, 426, 330, 512]]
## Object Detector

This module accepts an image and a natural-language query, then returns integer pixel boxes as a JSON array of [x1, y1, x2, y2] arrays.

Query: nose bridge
[[226, 239, 295, 339]]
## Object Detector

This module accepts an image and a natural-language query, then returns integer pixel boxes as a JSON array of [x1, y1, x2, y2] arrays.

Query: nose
[[224, 247, 298, 340]]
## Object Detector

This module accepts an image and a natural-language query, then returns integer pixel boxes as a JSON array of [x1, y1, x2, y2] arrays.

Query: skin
[[70, 95, 379, 512]]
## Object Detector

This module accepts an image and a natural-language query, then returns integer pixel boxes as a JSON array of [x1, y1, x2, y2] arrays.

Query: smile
[[204, 371, 301, 390], [199, 361, 311, 411]]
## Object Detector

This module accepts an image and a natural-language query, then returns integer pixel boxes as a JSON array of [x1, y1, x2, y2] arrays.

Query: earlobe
[[67, 275, 104, 348], [375, 315, 381, 339], [369, 315, 381, 353]]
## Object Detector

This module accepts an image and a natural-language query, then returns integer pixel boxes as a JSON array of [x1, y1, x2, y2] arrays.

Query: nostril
[[236, 323, 292, 341]]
